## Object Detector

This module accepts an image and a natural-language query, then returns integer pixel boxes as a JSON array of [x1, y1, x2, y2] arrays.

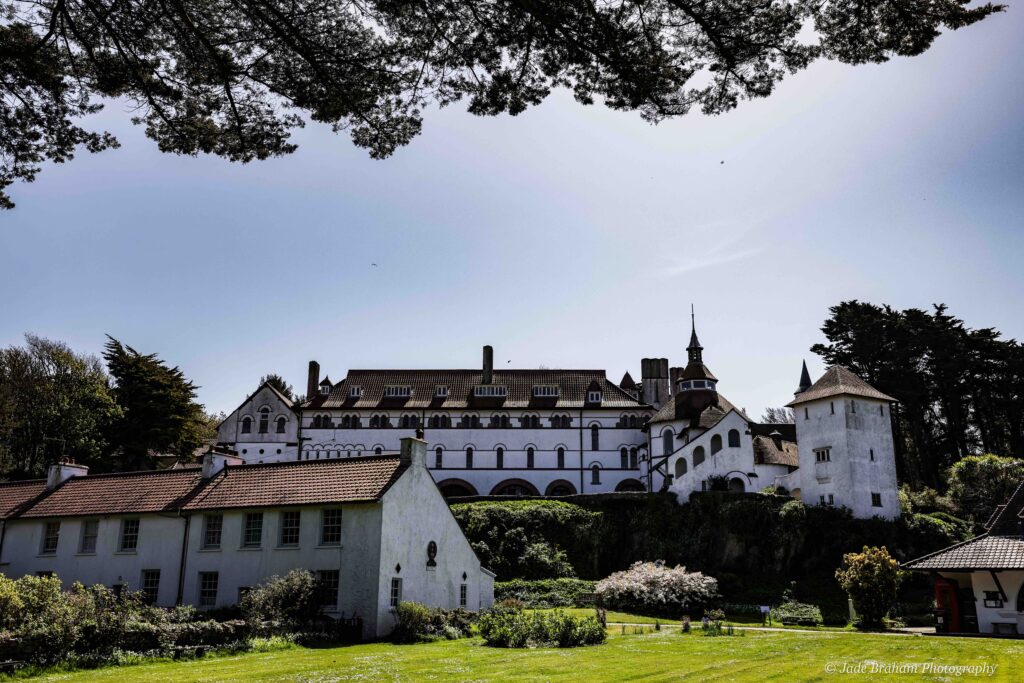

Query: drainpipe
[[578, 408, 584, 493], [0, 520, 6, 566], [175, 512, 192, 605]]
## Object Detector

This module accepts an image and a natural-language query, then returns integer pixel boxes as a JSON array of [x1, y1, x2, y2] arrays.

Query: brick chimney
[[46, 458, 89, 490], [306, 360, 320, 399]]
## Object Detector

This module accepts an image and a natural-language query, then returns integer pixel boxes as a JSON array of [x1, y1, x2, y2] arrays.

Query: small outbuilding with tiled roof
[[904, 481, 1024, 636]]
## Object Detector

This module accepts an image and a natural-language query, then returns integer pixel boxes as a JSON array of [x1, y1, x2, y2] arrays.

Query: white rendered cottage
[[0, 436, 493, 639]]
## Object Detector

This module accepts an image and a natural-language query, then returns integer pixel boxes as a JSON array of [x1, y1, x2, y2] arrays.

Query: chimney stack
[[400, 434, 427, 469], [482, 345, 493, 385], [201, 448, 244, 479], [307, 360, 320, 399], [46, 458, 89, 490]]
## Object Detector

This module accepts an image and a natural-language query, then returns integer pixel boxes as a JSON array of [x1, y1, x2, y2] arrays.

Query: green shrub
[[770, 601, 824, 626], [240, 570, 324, 629], [477, 607, 605, 648], [494, 579, 596, 607], [391, 602, 476, 643], [835, 546, 903, 628]]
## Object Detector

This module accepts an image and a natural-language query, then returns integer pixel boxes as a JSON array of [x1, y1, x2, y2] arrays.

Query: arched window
[[374, 446, 383, 455], [258, 407, 270, 434], [400, 415, 409, 428], [241, 416, 252, 434], [675, 457, 687, 479], [435, 447, 443, 469], [629, 447, 638, 469], [465, 447, 474, 469], [620, 447, 628, 469], [591, 425, 600, 451], [527, 447, 535, 469], [728, 429, 740, 447], [496, 447, 504, 469], [341, 415, 351, 428], [662, 430, 674, 456], [710, 434, 723, 454], [369, 415, 380, 428], [628, 415, 639, 429], [590, 464, 601, 485], [693, 446, 705, 467], [557, 447, 565, 469], [276, 416, 287, 433]]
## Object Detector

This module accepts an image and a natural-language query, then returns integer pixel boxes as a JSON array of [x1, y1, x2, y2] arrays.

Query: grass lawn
[[20, 629, 1024, 682]]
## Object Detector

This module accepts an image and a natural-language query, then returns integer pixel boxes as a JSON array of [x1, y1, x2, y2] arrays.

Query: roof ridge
[[0, 478, 47, 486], [223, 453, 402, 471]]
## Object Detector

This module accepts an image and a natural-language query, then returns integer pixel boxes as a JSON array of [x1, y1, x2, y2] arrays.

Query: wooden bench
[[992, 622, 1018, 636], [0, 661, 26, 674]]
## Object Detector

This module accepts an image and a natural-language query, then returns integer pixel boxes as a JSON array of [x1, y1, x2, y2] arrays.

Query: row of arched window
[[304, 412, 635, 431], [241, 407, 287, 435], [435, 445, 567, 470], [615, 414, 648, 429], [671, 428, 742, 478]]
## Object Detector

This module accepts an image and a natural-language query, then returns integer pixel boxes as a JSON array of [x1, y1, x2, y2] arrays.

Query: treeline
[[0, 334, 221, 479], [813, 301, 1024, 489]]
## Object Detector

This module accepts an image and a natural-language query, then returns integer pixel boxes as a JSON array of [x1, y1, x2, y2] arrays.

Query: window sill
[[275, 545, 300, 550], [315, 544, 344, 550], [198, 548, 222, 553], [75, 552, 97, 557], [37, 553, 57, 558], [238, 546, 263, 551], [114, 550, 138, 555]]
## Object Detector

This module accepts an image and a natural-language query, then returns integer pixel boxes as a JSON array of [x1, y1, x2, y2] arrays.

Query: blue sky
[[2, 8, 1022, 418]]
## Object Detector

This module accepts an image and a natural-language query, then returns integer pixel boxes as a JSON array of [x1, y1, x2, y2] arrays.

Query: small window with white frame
[[532, 385, 559, 398], [460, 583, 468, 608], [320, 509, 343, 546], [474, 385, 507, 397], [316, 569, 340, 609], [587, 390, 602, 403], [384, 386, 412, 398], [435, 386, 448, 398], [202, 514, 223, 549], [319, 384, 331, 395], [79, 519, 99, 554], [41, 521, 60, 555], [390, 577, 403, 607], [814, 447, 832, 463], [141, 569, 160, 605], [119, 518, 140, 552], [871, 492, 882, 507], [198, 571, 219, 607], [349, 386, 362, 398]]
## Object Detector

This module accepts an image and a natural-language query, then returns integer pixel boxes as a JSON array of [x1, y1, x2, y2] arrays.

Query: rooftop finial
[[687, 305, 703, 363]]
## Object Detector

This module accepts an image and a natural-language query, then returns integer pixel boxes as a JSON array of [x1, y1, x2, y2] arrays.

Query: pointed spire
[[796, 360, 812, 395], [687, 304, 703, 364]]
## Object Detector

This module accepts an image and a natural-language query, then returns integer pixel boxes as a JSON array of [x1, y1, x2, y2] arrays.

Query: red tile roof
[[15, 469, 204, 519], [181, 456, 407, 511], [303, 369, 647, 410], [787, 366, 895, 407], [0, 480, 46, 519], [903, 534, 1024, 571]]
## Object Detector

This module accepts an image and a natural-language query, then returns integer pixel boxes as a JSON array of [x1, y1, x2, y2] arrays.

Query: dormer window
[[532, 385, 560, 398], [349, 386, 362, 398], [435, 386, 448, 398], [473, 385, 507, 397], [319, 385, 330, 396], [384, 386, 412, 398], [587, 390, 602, 403]]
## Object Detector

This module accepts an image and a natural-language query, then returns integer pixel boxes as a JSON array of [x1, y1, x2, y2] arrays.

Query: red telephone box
[[933, 576, 961, 633]]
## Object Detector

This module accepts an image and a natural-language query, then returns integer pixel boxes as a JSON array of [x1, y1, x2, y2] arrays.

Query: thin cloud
[[656, 222, 762, 278]]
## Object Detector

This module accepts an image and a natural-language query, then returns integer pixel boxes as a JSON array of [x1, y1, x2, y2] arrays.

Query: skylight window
[[533, 385, 560, 397], [384, 386, 411, 398]]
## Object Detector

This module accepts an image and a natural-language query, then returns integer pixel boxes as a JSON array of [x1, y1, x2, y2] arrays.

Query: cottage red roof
[[903, 535, 1024, 571], [0, 480, 46, 519], [787, 366, 895, 407], [303, 369, 647, 410], [15, 469, 203, 519], [181, 456, 406, 511]]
